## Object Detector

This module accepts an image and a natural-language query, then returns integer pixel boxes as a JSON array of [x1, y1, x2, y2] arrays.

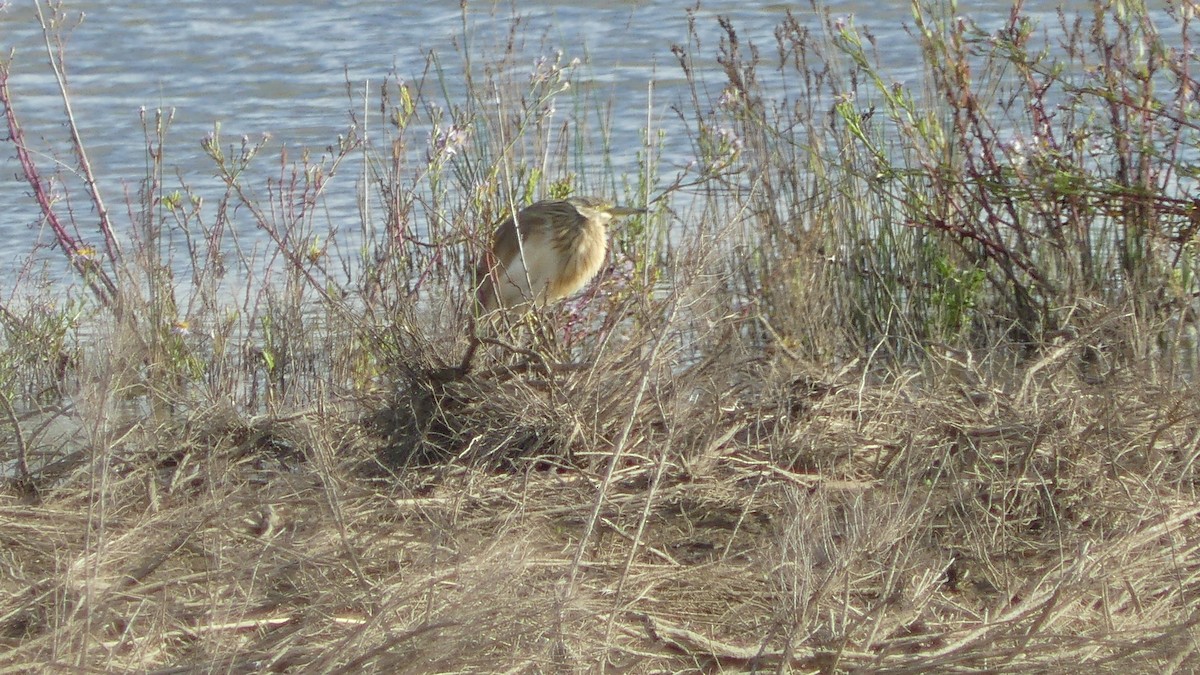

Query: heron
[[450, 196, 642, 376], [475, 196, 645, 313]]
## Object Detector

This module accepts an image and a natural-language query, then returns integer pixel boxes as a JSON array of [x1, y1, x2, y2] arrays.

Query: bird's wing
[[479, 202, 559, 309]]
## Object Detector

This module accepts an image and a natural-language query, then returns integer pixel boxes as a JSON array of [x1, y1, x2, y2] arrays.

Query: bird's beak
[[608, 205, 646, 217]]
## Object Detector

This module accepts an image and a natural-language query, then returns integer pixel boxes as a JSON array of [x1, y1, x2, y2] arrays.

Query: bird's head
[[566, 196, 645, 225]]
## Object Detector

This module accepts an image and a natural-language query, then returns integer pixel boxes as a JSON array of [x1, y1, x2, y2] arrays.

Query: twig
[[0, 60, 117, 306], [33, 0, 123, 268], [0, 391, 30, 487], [567, 297, 679, 590]]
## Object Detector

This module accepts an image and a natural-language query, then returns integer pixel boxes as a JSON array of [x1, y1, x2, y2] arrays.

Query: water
[[0, 0, 1158, 283], [0, 3, 659, 274]]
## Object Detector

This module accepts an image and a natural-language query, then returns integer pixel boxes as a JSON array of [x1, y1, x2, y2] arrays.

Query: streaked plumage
[[476, 196, 643, 312]]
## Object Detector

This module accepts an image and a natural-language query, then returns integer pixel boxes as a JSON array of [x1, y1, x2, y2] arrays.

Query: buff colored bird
[[452, 196, 642, 376], [475, 196, 644, 312]]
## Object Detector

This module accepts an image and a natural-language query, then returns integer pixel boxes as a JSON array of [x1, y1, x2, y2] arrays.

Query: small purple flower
[[717, 87, 741, 109], [716, 126, 743, 151], [530, 49, 567, 85], [428, 124, 469, 161]]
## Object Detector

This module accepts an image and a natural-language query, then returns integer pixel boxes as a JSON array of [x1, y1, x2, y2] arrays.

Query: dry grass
[[2, 321, 1198, 672]]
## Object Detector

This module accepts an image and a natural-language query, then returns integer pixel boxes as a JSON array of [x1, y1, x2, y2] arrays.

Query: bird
[[475, 196, 644, 313]]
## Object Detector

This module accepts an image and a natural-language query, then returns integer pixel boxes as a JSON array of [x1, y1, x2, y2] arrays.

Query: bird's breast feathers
[[495, 223, 607, 306]]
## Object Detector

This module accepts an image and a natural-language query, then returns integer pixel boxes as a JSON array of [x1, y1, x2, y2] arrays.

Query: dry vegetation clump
[[2, 334, 1198, 672], [3, 0, 1200, 672]]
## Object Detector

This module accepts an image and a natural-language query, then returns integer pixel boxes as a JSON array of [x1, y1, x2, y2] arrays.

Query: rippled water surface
[[0, 0, 1126, 276]]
